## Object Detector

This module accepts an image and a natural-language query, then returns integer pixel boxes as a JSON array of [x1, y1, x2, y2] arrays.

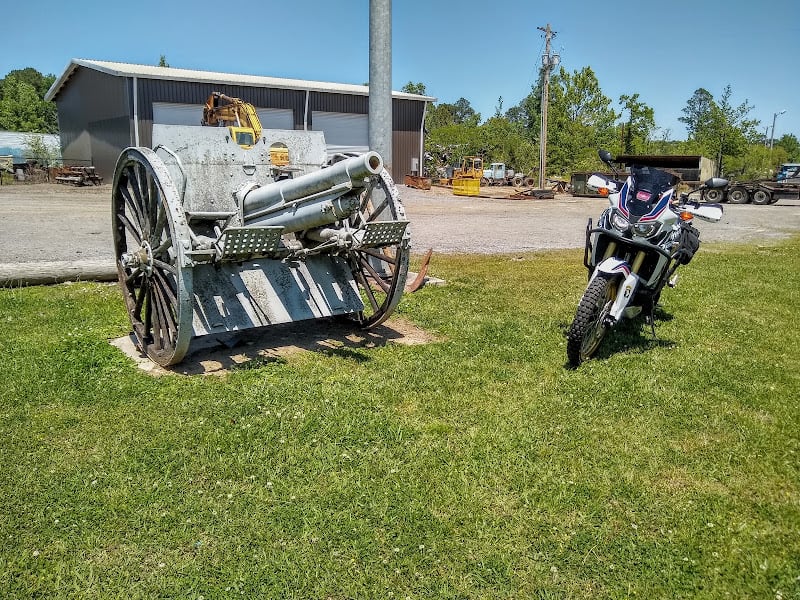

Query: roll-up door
[[256, 108, 294, 130], [312, 111, 369, 155], [152, 102, 203, 126], [153, 103, 294, 131]]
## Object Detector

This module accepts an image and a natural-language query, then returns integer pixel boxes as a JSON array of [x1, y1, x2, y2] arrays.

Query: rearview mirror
[[599, 150, 614, 164]]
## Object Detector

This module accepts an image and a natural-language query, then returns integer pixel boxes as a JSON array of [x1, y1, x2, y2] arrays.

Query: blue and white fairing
[[589, 165, 681, 322]]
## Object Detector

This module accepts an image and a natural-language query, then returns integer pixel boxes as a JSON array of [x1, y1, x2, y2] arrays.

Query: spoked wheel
[[346, 168, 410, 328], [566, 275, 616, 366], [112, 147, 194, 366]]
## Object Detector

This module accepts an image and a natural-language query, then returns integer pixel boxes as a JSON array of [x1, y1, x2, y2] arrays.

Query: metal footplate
[[220, 226, 284, 260], [356, 220, 410, 249]]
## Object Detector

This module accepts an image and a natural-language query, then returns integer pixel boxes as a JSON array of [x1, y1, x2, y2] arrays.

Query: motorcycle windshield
[[626, 165, 679, 216]]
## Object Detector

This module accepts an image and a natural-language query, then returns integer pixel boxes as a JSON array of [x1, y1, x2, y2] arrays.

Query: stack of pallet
[[54, 166, 103, 186]]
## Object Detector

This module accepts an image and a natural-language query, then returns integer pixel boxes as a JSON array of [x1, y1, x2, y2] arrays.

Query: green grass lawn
[[1, 239, 798, 599]]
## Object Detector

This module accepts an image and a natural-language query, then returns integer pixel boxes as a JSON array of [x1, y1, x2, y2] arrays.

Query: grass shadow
[[113, 316, 436, 376], [560, 307, 677, 368]]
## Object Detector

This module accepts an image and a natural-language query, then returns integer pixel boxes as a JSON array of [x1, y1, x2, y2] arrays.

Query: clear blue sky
[[2, 0, 798, 141]]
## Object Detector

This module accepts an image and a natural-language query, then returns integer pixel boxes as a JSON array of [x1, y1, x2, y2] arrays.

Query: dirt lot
[[1, 182, 799, 265]]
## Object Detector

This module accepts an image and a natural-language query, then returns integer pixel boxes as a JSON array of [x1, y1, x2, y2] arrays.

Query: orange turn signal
[[680, 211, 693, 221], [598, 187, 609, 197]]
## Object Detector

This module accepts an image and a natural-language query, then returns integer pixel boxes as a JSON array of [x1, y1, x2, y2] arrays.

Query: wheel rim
[[752, 190, 770, 204], [729, 188, 748, 203], [705, 188, 722, 202], [579, 280, 615, 361], [346, 168, 410, 328], [112, 148, 193, 366]]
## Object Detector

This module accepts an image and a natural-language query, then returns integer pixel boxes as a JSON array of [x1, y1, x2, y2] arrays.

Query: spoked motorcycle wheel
[[345, 168, 410, 328], [567, 275, 616, 366]]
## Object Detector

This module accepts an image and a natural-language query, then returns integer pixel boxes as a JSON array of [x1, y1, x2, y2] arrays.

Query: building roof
[[45, 59, 437, 103]]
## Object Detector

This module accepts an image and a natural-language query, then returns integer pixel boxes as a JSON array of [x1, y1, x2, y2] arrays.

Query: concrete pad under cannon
[[110, 316, 439, 376]]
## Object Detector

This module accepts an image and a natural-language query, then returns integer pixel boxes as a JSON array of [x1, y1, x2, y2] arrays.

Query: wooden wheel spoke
[[152, 268, 178, 306], [150, 201, 167, 244], [125, 266, 142, 284], [151, 278, 177, 347], [358, 179, 376, 214], [359, 255, 391, 293], [356, 267, 381, 312], [151, 236, 173, 259], [360, 247, 396, 266], [117, 211, 142, 245], [119, 182, 145, 231], [125, 165, 146, 216], [132, 163, 152, 239], [133, 277, 149, 316], [366, 197, 389, 223], [143, 284, 153, 337], [152, 258, 177, 275]]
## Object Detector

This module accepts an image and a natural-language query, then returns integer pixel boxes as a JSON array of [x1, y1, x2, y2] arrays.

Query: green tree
[[24, 133, 60, 168], [401, 81, 426, 95], [679, 86, 760, 176], [619, 93, 655, 154], [0, 69, 58, 133], [679, 88, 714, 140], [158, 55, 170, 67], [546, 66, 619, 174], [774, 133, 800, 161]]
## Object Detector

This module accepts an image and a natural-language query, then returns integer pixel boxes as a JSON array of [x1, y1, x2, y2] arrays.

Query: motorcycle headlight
[[632, 222, 661, 238], [611, 211, 629, 232]]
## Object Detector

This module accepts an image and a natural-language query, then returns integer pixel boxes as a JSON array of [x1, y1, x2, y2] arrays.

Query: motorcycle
[[566, 150, 726, 366]]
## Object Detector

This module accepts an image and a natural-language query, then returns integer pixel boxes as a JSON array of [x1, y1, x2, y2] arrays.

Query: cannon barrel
[[239, 152, 383, 232]]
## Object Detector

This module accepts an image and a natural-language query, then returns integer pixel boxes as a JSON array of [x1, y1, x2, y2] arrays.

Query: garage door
[[153, 103, 294, 131], [153, 102, 204, 126], [256, 108, 294, 130], [312, 111, 369, 155]]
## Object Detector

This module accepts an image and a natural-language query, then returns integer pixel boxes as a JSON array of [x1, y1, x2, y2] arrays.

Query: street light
[[770, 109, 786, 151]]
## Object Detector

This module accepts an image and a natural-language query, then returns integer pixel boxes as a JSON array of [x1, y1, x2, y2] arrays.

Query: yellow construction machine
[[453, 155, 483, 181], [202, 92, 265, 151]]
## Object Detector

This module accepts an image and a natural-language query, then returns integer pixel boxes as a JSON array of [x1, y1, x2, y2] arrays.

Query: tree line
[[2, 66, 797, 182], [406, 68, 799, 182]]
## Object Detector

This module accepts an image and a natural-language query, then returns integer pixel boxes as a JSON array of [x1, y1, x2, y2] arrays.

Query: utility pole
[[369, 0, 392, 174], [538, 24, 559, 189]]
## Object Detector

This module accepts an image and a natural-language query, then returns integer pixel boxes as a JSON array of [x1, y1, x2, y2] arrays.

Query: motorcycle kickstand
[[644, 304, 657, 339]]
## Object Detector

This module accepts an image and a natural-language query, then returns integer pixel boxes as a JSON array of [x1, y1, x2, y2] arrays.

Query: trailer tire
[[728, 186, 750, 204], [703, 188, 723, 202], [513, 175, 523, 186], [480, 177, 489, 186], [752, 189, 772, 205]]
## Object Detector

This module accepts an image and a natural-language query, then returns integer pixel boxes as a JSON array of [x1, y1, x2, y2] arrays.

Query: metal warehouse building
[[45, 59, 434, 181]]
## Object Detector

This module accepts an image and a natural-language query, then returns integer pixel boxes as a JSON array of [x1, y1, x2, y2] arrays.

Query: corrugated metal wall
[[54, 66, 427, 181], [55, 67, 130, 178]]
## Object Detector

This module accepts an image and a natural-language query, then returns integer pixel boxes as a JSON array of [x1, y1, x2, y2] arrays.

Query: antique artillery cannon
[[111, 125, 410, 366]]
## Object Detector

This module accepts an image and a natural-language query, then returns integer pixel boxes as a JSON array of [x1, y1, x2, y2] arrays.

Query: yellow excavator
[[202, 92, 264, 151]]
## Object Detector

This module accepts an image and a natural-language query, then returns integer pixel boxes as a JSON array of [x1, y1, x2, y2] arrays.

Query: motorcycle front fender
[[591, 258, 642, 323]]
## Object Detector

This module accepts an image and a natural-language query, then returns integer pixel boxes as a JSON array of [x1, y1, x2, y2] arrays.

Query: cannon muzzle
[[238, 151, 383, 232]]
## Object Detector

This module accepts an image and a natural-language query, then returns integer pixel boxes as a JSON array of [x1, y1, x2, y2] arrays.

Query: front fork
[[589, 241, 646, 325]]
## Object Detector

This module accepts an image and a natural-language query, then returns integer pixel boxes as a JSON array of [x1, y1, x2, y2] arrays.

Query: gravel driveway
[[1, 183, 799, 266]]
